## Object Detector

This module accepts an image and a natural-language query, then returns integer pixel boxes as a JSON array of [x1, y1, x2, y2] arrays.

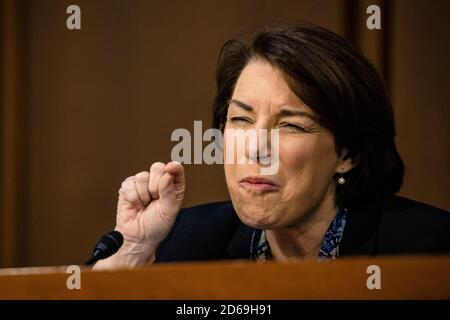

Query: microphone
[[85, 230, 124, 265]]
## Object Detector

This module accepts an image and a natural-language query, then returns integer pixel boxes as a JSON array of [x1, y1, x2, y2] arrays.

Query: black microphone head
[[87, 230, 123, 264]]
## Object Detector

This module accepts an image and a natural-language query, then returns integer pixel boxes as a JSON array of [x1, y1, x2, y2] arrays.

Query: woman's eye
[[280, 122, 306, 132], [230, 117, 252, 124]]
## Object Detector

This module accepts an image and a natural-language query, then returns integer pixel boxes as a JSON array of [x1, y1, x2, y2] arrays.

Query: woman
[[94, 22, 450, 269]]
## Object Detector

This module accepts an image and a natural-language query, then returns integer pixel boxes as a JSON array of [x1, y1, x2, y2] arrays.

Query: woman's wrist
[[92, 240, 156, 270]]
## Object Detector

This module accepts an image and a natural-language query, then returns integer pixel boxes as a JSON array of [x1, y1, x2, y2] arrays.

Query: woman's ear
[[336, 148, 358, 174]]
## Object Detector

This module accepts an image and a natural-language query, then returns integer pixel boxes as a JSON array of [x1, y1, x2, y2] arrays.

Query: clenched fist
[[94, 161, 185, 269]]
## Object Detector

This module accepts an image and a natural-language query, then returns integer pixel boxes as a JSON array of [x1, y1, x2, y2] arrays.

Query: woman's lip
[[239, 176, 280, 192], [240, 176, 279, 186], [239, 181, 279, 191]]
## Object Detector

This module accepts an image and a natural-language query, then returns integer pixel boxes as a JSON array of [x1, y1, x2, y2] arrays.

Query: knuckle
[[121, 176, 133, 187], [135, 171, 149, 182], [150, 162, 165, 172], [122, 179, 135, 191]]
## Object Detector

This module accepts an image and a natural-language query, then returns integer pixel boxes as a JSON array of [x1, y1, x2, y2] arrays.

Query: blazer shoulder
[[376, 196, 450, 254], [383, 196, 450, 221]]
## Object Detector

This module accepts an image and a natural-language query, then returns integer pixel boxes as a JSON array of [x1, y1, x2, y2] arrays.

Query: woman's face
[[224, 59, 350, 230]]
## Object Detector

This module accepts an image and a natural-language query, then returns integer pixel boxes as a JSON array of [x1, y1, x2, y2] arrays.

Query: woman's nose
[[245, 127, 272, 165]]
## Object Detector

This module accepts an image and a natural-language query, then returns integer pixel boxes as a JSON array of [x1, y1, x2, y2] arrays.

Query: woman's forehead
[[232, 61, 311, 114], [234, 61, 291, 94]]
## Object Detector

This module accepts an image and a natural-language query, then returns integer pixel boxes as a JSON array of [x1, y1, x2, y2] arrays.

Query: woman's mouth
[[239, 176, 280, 192]]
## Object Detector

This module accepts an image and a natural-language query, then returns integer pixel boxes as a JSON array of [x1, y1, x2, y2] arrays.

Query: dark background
[[1, 0, 449, 267]]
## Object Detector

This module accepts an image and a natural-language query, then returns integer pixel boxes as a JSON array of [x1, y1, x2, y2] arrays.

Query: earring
[[337, 170, 346, 185]]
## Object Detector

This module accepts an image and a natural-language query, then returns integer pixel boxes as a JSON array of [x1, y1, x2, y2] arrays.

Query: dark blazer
[[155, 196, 450, 262]]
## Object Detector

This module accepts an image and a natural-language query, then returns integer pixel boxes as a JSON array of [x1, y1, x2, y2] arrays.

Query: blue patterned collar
[[318, 209, 348, 259], [251, 209, 348, 261]]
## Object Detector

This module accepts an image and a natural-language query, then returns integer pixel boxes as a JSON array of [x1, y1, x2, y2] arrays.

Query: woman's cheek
[[223, 163, 236, 186], [278, 138, 307, 172]]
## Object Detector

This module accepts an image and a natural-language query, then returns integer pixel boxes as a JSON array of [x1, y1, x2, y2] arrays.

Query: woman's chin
[[231, 195, 282, 228], [236, 210, 275, 229]]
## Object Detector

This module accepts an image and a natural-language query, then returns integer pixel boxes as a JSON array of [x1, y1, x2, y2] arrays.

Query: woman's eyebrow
[[278, 108, 317, 121], [229, 99, 254, 112]]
